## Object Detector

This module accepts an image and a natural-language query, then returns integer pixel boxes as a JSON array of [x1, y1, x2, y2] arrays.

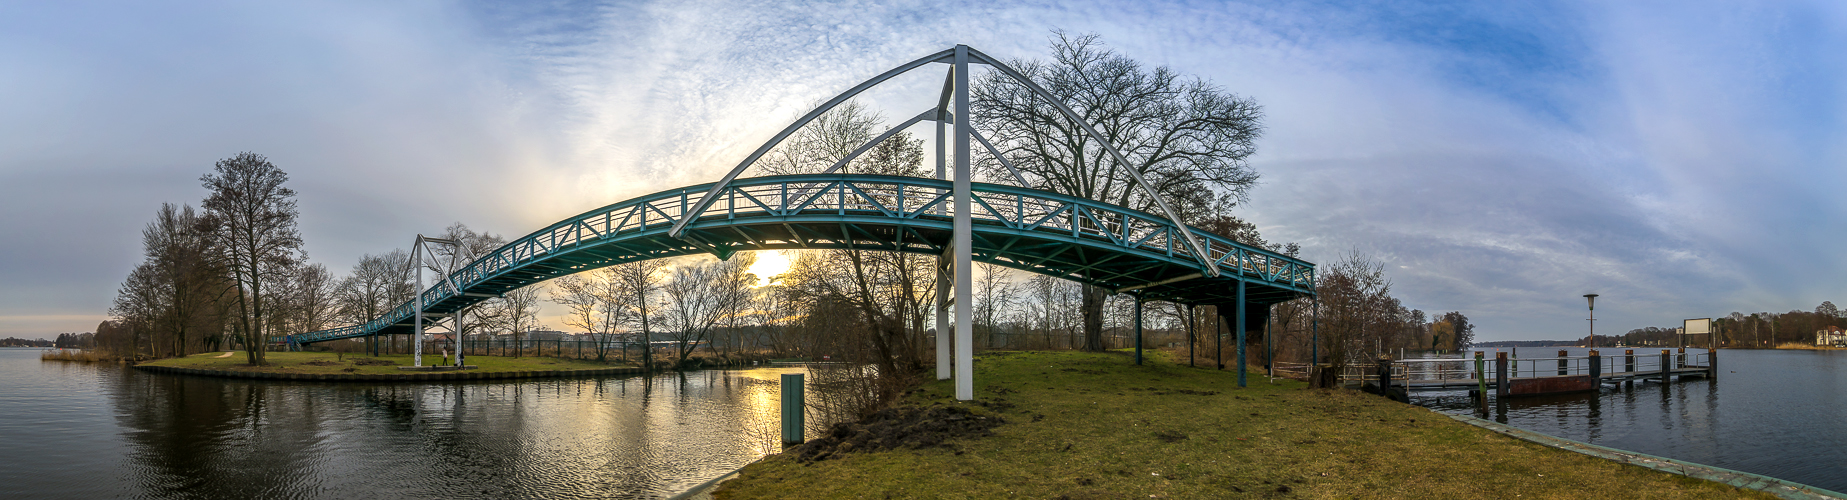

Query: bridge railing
[[287, 175, 1315, 344]]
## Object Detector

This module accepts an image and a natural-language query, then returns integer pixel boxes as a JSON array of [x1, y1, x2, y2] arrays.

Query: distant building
[[1817, 327, 1845, 347]]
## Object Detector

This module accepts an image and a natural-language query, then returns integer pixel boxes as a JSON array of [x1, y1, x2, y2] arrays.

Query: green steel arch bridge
[[291, 45, 1316, 399]]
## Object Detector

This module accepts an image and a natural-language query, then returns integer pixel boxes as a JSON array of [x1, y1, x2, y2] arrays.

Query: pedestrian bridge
[[292, 44, 1317, 400], [291, 173, 1315, 344]]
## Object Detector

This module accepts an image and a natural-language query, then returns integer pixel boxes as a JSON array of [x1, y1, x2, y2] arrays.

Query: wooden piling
[[1659, 350, 1671, 384], [1589, 349, 1601, 382], [1376, 357, 1392, 399], [1475, 351, 1488, 413], [1495, 352, 1508, 398]]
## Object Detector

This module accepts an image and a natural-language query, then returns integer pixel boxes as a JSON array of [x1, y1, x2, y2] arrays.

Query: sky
[[1, 0, 1842, 341]]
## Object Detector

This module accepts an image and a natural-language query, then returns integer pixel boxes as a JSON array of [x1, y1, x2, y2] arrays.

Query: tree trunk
[[1081, 284, 1107, 351]]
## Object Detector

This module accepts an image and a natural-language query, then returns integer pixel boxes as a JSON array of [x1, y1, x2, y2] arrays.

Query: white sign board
[[1684, 318, 1712, 335]]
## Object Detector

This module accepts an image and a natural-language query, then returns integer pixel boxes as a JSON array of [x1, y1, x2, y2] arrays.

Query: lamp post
[[1584, 294, 1599, 345]]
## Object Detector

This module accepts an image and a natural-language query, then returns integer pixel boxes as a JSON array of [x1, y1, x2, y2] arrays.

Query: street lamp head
[[1584, 293, 1598, 311]]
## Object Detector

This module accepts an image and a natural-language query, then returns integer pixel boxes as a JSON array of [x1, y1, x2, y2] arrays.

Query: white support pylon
[[952, 45, 975, 401], [413, 241, 424, 368], [935, 88, 952, 382]]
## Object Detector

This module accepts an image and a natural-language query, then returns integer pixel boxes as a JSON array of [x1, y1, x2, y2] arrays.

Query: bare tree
[[489, 286, 542, 357], [282, 263, 340, 335], [109, 203, 227, 358], [551, 269, 626, 362], [661, 254, 758, 366], [335, 250, 412, 354], [200, 152, 304, 366], [973, 33, 1264, 352], [757, 98, 938, 386], [1315, 251, 1394, 377], [611, 259, 669, 369], [973, 261, 1015, 349]]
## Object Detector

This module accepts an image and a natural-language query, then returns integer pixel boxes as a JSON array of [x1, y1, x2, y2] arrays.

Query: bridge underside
[[296, 175, 1314, 344]]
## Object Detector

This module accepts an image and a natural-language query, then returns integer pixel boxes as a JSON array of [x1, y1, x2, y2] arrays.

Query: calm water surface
[[0, 348, 801, 499], [1413, 348, 1847, 492]]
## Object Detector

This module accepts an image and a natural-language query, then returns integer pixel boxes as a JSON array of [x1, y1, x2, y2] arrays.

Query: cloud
[[1, 0, 1841, 339]]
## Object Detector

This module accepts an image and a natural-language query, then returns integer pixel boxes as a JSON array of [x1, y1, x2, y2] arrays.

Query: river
[[1411, 347, 1847, 492], [0, 348, 802, 499]]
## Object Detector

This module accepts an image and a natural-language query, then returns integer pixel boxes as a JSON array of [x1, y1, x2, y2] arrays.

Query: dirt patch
[[1152, 430, 1189, 443], [792, 404, 1005, 463], [351, 358, 396, 366], [1150, 389, 1219, 396], [303, 360, 340, 366]]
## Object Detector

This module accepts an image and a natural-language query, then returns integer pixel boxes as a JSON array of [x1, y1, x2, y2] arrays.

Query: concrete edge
[[665, 466, 746, 500], [1444, 413, 1847, 500]]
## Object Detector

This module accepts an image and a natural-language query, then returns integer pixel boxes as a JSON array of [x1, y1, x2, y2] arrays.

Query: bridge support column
[[936, 260, 950, 381], [1133, 297, 1143, 365], [413, 244, 425, 368], [952, 45, 974, 401], [1236, 280, 1247, 388]]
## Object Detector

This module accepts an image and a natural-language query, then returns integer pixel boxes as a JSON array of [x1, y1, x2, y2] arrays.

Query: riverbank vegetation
[[714, 350, 1768, 499], [1575, 300, 1844, 349]]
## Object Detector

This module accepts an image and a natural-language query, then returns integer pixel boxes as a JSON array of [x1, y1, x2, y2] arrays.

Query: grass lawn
[[140, 351, 635, 375], [715, 350, 1769, 499]]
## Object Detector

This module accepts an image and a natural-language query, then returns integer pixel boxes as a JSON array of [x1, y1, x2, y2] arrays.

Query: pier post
[[1709, 348, 1718, 379], [1659, 350, 1671, 384], [1677, 347, 1686, 369], [1475, 351, 1488, 414], [1495, 352, 1508, 398], [1376, 357, 1391, 399], [1589, 349, 1601, 382], [1558, 349, 1569, 376], [781, 373, 805, 446]]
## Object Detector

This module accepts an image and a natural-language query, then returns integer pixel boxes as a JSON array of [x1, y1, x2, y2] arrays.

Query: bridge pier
[[1236, 280, 1247, 388], [1133, 297, 1143, 365]]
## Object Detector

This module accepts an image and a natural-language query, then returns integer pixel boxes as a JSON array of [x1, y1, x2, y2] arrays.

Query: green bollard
[[782, 373, 805, 446]]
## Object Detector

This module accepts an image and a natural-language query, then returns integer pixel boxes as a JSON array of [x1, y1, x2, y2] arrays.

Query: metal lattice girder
[[286, 174, 1315, 344]]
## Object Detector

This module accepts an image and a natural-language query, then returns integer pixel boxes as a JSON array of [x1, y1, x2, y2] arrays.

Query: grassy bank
[[139, 351, 634, 375], [716, 350, 1768, 499]]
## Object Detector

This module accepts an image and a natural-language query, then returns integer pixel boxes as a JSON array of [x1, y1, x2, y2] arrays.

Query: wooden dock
[[1370, 348, 1716, 397]]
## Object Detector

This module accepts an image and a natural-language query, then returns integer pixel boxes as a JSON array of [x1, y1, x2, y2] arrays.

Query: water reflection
[[68, 356, 804, 499]]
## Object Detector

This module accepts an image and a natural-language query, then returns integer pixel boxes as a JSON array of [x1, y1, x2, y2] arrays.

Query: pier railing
[[1272, 348, 1716, 394]]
